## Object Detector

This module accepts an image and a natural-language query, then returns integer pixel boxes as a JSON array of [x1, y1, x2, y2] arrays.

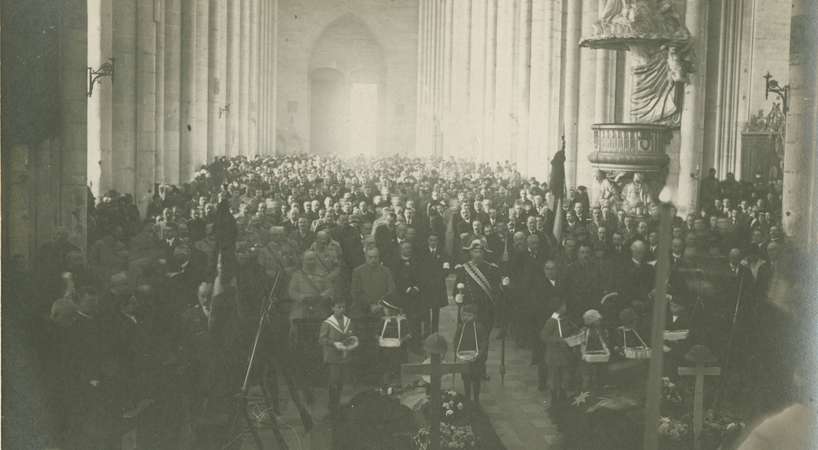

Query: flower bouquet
[[413, 423, 478, 450], [658, 415, 691, 448], [419, 390, 470, 426], [701, 410, 745, 449]]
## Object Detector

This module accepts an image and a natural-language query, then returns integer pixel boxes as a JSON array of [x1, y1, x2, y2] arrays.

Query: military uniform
[[454, 260, 504, 331]]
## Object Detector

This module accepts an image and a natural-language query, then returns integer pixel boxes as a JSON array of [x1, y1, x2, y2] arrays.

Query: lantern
[[379, 298, 407, 348], [620, 326, 651, 360], [455, 321, 479, 362], [557, 317, 584, 348], [581, 328, 611, 363]]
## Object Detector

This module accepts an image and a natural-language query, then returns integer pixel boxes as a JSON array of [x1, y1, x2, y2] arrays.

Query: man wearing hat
[[454, 239, 506, 345]]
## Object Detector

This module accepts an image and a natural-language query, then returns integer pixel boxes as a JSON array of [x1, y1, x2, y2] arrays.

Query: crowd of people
[[7, 152, 809, 449]]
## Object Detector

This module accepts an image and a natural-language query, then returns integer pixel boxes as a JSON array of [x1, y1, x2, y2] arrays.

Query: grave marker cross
[[678, 344, 721, 450], [402, 334, 471, 450]]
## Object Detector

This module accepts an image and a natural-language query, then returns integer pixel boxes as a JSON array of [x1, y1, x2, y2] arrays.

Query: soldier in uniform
[[454, 239, 507, 380]]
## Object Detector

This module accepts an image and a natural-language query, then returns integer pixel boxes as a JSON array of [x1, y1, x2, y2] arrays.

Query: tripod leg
[[262, 363, 281, 416]]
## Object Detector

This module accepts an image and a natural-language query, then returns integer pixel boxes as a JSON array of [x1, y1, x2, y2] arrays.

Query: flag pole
[[550, 135, 566, 244], [642, 192, 674, 450]]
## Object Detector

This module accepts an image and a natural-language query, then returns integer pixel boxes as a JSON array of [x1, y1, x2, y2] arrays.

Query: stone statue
[[583, 0, 692, 126], [620, 172, 654, 215], [593, 169, 619, 210], [630, 45, 687, 125]]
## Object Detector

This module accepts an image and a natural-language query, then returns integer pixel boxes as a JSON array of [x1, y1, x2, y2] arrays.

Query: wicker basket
[[663, 330, 689, 342]]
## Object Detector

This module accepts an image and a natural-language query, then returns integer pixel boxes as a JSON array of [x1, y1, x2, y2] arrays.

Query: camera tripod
[[222, 271, 314, 450]]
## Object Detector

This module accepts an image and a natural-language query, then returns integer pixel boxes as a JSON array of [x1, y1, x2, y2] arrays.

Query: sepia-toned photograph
[[2, 0, 816, 449]]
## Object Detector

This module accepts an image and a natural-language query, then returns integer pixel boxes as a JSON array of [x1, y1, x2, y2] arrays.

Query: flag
[[550, 136, 566, 242]]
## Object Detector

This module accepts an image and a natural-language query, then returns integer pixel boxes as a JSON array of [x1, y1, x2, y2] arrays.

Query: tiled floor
[[252, 303, 563, 449]]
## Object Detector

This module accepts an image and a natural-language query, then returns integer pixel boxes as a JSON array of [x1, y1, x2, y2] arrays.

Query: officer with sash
[[454, 239, 507, 338]]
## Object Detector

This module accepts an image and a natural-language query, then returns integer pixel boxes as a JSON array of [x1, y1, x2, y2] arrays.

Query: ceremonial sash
[[463, 262, 496, 305], [324, 315, 350, 335]]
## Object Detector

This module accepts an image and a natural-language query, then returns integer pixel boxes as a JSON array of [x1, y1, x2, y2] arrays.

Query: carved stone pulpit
[[580, 0, 692, 214]]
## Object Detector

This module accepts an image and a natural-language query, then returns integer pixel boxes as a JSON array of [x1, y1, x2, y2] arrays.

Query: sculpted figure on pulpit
[[592, 169, 619, 210], [620, 172, 654, 215]]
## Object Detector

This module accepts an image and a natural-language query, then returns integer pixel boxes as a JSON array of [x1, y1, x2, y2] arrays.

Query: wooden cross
[[678, 345, 721, 450], [402, 334, 470, 450]]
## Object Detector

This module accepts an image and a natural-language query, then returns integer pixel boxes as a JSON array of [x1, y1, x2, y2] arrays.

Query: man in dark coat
[[417, 233, 450, 333], [566, 242, 604, 322], [532, 259, 567, 381], [391, 241, 424, 348], [617, 240, 656, 313], [59, 286, 121, 450]]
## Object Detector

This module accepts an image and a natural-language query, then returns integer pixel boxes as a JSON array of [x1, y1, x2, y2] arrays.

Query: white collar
[[325, 314, 350, 333]]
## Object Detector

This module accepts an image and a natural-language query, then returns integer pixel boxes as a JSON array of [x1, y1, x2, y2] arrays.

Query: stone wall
[[701, 0, 792, 179], [2, 0, 87, 265], [276, 0, 418, 156]]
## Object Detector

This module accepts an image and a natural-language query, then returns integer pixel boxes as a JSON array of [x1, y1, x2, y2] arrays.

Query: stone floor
[[436, 304, 563, 450], [248, 303, 563, 450]]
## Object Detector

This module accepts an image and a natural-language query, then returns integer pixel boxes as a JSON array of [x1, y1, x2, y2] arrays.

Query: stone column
[[226, 0, 241, 156], [155, 0, 166, 184], [593, 0, 614, 124], [415, 0, 429, 156], [239, 0, 250, 155], [547, 0, 563, 157], [576, 0, 597, 188], [431, 0, 441, 156], [60, 0, 88, 249], [562, 0, 582, 188], [528, 0, 548, 176], [493, 0, 514, 161], [97, 0, 114, 193], [676, 0, 709, 214], [439, 0, 454, 156], [513, 0, 532, 170], [155, 4, 167, 183], [448, 0, 471, 158], [180, 0, 195, 179], [208, 0, 228, 158], [258, 0, 267, 154], [112, 0, 137, 194], [164, 0, 182, 184], [469, 0, 486, 160], [193, 0, 209, 168], [782, 0, 818, 242], [482, 0, 497, 162], [270, 0, 278, 155], [248, 0, 259, 155], [135, 0, 157, 215]]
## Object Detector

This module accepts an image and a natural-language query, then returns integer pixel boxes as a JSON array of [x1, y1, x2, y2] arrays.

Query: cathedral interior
[[2, 0, 817, 449]]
